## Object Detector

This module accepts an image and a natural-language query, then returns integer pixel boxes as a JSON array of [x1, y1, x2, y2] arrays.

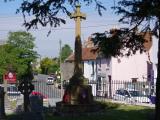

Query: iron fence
[[89, 79, 156, 104], [4, 78, 156, 109]]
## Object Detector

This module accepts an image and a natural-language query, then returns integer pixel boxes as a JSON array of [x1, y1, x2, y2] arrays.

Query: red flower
[[63, 91, 70, 103]]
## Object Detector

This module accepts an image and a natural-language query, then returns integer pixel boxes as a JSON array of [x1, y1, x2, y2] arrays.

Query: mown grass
[[7, 102, 154, 120], [45, 102, 154, 120], [10, 100, 17, 109]]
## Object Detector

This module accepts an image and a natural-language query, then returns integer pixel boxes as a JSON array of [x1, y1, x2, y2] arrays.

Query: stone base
[[57, 75, 104, 116], [56, 102, 103, 116], [63, 84, 93, 104]]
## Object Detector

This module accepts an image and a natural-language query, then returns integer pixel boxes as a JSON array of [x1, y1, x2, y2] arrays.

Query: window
[[116, 90, 124, 95], [97, 77, 102, 90], [124, 90, 130, 97], [82, 61, 84, 74], [92, 61, 94, 75]]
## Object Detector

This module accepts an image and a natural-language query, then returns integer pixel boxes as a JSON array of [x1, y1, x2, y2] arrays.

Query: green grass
[[10, 100, 17, 109], [7, 102, 154, 120], [45, 102, 154, 120]]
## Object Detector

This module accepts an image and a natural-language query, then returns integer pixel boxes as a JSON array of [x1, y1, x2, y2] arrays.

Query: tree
[[92, 28, 145, 58], [16, 0, 105, 31], [49, 57, 60, 74], [40, 57, 59, 74], [40, 57, 53, 74], [61, 44, 73, 62], [91, 0, 160, 120], [11, 0, 160, 112], [0, 43, 20, 81], [3, 31, 37, 81], [15, 0, 105, 105], [0, 44, 9, 83], [115, 1, 160, 120]]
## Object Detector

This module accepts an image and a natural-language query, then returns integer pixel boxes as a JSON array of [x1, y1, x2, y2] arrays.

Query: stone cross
[[18, 79, 34, 112], [70, 4, 86, 38], [70, 5, 86, 76]]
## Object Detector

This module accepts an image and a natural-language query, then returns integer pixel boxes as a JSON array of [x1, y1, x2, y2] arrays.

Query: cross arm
[[70, 12, 86, 20]]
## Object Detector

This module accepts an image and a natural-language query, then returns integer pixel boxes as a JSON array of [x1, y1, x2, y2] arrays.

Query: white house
[[65, 47, 98, 96], [95, 31, 156, 97], [65, 32, 156, 97], [66, 47, 97, 80], [150, 36, 158, 83]]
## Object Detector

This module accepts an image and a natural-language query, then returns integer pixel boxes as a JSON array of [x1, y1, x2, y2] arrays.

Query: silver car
[[46, 76, 55, 85], [113, 88, 150, 103]]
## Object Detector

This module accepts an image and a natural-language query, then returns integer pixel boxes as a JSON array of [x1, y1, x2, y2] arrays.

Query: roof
[[66, 47, 98, 61]]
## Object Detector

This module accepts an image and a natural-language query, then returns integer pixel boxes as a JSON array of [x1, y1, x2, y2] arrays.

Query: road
[[32, 74, 63, 106], [4, 74, 64, 114]]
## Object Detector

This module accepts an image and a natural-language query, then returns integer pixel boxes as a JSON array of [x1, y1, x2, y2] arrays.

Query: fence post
[[108, 75, 112, 99], [0, 86, 6, 119]]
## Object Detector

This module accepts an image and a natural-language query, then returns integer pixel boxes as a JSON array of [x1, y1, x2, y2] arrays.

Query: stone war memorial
[[56, 4, 103, 116]]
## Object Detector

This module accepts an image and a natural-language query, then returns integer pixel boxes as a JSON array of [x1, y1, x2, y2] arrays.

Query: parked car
[[30, 91, 48, 102], [0, 84, 21, 96], [46, 76, 55, 85], [113, 88, 150, 103], [149, 92, 156, 104], [7, 85, 21, 96]]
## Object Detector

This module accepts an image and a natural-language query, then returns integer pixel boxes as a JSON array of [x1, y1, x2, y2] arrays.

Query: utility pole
[[59, 39, 63, 99]]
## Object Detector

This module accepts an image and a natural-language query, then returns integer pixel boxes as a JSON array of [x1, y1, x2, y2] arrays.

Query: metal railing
[[89, 80, 156, 104]]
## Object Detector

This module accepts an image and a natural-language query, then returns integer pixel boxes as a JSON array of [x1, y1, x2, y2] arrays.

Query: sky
[[0, 0, 124, 58]]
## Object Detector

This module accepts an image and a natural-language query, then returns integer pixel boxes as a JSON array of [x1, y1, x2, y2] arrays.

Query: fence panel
[[89, 79, 155, 104]]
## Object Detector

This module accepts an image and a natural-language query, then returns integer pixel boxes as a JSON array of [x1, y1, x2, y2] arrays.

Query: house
[[61, 62, 74, 82], [64, 31, 154, 97], [65, 47, 98, 81], [65, 46, 98, 96], [150, 36, 158, 84], [65, 37, 98, 81], [95, 31, 154, 97]]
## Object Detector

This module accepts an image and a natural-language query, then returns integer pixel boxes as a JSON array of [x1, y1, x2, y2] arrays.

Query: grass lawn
[[7, 102, 154, 120], [45, 102, 154, 120]]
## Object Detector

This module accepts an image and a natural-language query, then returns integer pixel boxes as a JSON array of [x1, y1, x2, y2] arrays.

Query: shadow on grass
[[6, 106, 49, 120], [45, 103, 154, 120], [7, 114, 23, 120], [7, 103, 154, 120]]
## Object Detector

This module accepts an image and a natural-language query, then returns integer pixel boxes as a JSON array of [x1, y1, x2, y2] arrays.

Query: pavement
[[5, 96, 61, 114], [5, 97, 15, 115], [110, 99, 155, 108], [5, 97, 155, 115]]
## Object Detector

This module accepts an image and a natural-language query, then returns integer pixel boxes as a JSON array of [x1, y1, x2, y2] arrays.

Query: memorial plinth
[[56, 4, 103, 116]]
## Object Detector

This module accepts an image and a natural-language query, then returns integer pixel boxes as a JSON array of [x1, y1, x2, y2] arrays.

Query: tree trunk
[[155, 17, 160, 120]]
